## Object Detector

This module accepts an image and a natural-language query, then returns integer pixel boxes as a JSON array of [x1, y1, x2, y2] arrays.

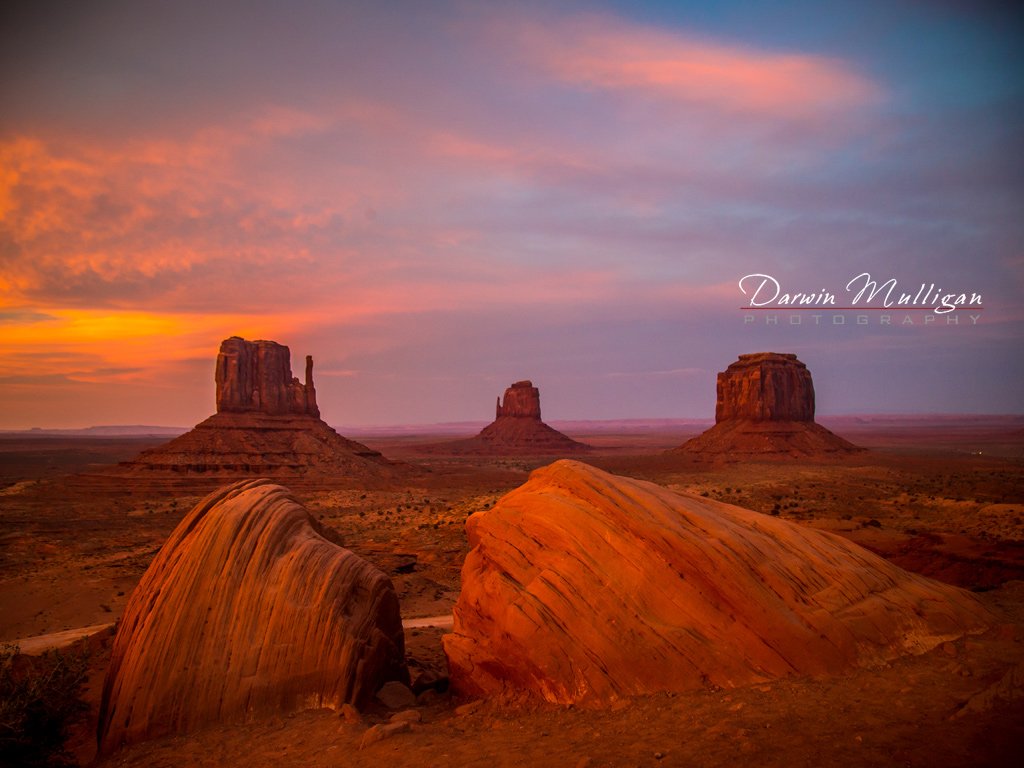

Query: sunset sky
[[1, 0, 1022, 429]]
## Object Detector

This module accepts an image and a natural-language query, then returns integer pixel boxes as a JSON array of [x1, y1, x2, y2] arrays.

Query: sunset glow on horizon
[[1, 1, 1021, 429]]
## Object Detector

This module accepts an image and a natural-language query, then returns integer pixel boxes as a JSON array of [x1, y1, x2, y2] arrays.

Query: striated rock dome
[[97, 479, 407, 753], [444, 460, 989, 706]]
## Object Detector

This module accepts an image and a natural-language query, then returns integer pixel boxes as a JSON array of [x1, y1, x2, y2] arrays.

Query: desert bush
[[0, 643, 89, 767]]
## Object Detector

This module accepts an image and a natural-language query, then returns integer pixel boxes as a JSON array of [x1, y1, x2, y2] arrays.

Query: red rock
[[678, 352, 859, 457], [443, 460, 990, 706], [80, 337, 407, 490], [113, 411, 397, 483], [359, 720, 411, 749], [375, 680, 417, 709], [496, 380, 542, 419], [216, 336, 319, 417], [715, 352, 813, 422], [97, 479, 407, 754], [423, 380, 589, 455]]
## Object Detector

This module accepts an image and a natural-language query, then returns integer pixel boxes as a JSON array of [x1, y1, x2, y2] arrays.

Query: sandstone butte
[[97, 479, 407, 754], [85, 336, 404, 489], [430, 380, 590, 455], [443, 460, 991, 706], [677, 352, 861, 458]]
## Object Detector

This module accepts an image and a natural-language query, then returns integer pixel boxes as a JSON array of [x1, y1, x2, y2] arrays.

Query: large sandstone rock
[[716, 352, 813, 422], [678, 352, 859, 457], [496, 380, 542, 419], [444, 460, 990, 706], [80, 337, 406, 490], [97, 480, 407, 753], [216, 336, 319, 417], [423, 380, 589, 455]]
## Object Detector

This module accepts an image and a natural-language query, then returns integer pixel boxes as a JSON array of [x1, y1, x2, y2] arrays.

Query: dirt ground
[[1, 418, 1022, 767]]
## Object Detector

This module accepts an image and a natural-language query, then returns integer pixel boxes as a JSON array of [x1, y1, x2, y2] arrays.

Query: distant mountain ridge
[[2, 413, 1021, 439], [0, 426, 189, 437]]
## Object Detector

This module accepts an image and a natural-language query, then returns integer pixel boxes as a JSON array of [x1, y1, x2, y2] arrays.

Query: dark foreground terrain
[[1, 416, 1022, 767]]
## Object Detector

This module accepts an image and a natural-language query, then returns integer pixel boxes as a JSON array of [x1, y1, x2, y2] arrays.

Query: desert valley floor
[[1, 416, 1023, 767]]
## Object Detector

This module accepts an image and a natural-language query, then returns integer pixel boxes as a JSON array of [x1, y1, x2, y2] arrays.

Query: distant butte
[[82, 337, 407, 490], [675, 352, 861, 459], [425, 380, 590, 455]]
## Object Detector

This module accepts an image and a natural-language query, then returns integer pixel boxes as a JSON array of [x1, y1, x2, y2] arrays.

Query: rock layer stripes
[[97, 479, 407, 753], [443, 460, 990, 706]]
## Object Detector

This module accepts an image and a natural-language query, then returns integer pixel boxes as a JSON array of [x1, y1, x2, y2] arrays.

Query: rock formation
[[676, 352, 860, 458], [83, 337, 405, 489], [715, 352, 813, 422], [444, 460, 990, 706], [495, 380, 542, 419], [424, 380, 589, 455], [215, 336, 319, 417], [98, 479, 407, 753]]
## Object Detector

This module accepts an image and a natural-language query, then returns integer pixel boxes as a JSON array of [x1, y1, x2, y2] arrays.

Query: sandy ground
[[0, 420, 1022, 766]]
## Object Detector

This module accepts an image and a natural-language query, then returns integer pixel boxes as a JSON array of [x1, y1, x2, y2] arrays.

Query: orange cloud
[[0, 306, 327, 381], [507, 14, 881, 117], [0, 114, 382, 312]]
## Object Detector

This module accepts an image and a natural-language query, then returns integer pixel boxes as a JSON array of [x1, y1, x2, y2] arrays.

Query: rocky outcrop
[[81, 337, 406, 490], [496, 380, 542, 419], [98, 480, 407, 753], [422, 380, 589, 455], [216, 336, 319, 417], [677, 352, 859, 458], [716, 352, 813, 422], [444, 460, 990, 706]]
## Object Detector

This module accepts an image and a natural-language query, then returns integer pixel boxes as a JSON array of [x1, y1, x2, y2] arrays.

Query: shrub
[[0, 643, 90, 767]]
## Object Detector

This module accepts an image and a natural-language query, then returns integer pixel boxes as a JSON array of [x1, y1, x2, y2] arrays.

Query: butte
[[675, 352, 860, 459], [84, 336, 406, 490], [427, 380, 590, 455], [443, 460, 990, 706]]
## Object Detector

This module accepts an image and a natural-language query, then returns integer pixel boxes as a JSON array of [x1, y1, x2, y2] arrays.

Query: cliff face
[[215, 337, 319, 418], [716, 352, 814, 422], [678, 352, 859, 458], [496, 381, 542, 419], [443, 461, 989, 706], [98, 480, 407, 753], [82, 336, 406, 490]]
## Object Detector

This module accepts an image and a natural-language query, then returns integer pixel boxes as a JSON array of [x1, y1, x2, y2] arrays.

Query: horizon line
[[3, 411, 1023, 434]]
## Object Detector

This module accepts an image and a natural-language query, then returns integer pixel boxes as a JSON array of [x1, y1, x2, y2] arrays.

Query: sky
[[1, 0, 1022, 429]]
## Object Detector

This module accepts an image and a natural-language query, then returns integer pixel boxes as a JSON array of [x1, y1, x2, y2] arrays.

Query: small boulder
[[375, 680, 417, 709]]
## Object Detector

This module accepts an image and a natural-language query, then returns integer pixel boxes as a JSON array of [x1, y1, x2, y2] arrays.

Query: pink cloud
[[505, 13, 881, 117], [0, 114, 387, 310], [426, 131, 597, 181]]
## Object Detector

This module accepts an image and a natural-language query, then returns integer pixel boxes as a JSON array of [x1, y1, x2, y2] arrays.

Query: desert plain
[[1, 414, 1023, 767]]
